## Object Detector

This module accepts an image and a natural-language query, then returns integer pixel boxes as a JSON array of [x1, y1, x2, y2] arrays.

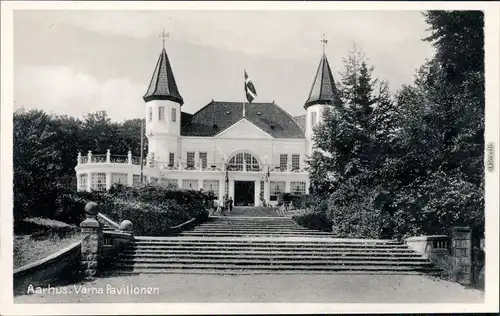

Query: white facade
[[75, 119, 311, 207], [74, 45, 337, 206]]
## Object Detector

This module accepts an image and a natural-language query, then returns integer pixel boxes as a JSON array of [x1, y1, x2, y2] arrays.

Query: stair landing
[[226, 206, 280, 217]]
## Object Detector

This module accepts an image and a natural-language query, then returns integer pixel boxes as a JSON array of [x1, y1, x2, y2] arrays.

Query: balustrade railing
[[432, 238, 449, 249], [110, 155, 128, 164], [77, 151, 309, 172], [91, 155, 107, 163]]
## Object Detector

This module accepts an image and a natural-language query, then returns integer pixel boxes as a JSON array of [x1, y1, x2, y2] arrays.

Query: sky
[[13, 10, 435, 121]]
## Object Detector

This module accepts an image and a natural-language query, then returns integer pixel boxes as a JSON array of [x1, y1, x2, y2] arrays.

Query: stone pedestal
[[451, 226, 472, 285], [80, 202, 103, 279]]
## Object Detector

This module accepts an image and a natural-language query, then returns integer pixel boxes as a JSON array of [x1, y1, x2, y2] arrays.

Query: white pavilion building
[[75, 41, 340, 207]]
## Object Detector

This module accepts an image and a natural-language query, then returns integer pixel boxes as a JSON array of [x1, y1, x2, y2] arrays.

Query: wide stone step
[[131, 242, 408, 248], [112, 268, 430, 275], [188, 229, 320, 234], [133, 236, 401, 245], [132, 241, 406, 248], [180, 232, 332, 237], [196, 225, 310, 229], [124, 249, 421, 257], [113, 263, 437, 272], [186, 227, 326, 231], [130, 247, 416, 255], [190, 225, 315, 229], [120, 253, 429, 262], [132, 244, 407, 249], [117, 257, 433, 265]]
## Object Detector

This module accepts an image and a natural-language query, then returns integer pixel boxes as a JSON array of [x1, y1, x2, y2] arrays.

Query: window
[[182, 179, 198, 190], [199, 152, 207, 169], [158, 106, 165, 120], [280, 154, 288, 171], [79, 174, 88, 191], [203, 180, 219, 198], [291, 181, 306, 195], [111, 173, 127, 186], [260, 180, 264, 197], [172, 108, 177, 122], [311, 111, 317, 127], [91, 173, 107, 191], [161, 178, 178, 188], [149, 107, 153, 122], [270, 181, 285, 201], [228, 152, 260, 171], [291, 154, 300, 171], [133, 175, 141, 186], [133, 175, 146, 186], [168, 153, 175, 167], [186, 152, 195, 169]]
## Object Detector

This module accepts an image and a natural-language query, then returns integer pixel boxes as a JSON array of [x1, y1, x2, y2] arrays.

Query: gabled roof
[[304, 53, 341, 109], [143, 48, 184, 105], [293, 115, 306, 133], [181, 101, 305, 139]]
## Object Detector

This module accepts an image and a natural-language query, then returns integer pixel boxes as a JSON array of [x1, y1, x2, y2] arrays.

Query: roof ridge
[[264, 101, 305, 133]]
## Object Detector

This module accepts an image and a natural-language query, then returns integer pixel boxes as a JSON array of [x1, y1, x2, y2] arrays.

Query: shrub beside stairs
[[113, 209, 440, 275]]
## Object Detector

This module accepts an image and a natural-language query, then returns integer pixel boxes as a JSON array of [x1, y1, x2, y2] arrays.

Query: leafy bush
[[293, 211, 332, 232], [71, 184, 215, 236]]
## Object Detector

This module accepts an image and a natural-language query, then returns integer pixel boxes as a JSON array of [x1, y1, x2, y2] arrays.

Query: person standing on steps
[[228, 197, 233, 212]]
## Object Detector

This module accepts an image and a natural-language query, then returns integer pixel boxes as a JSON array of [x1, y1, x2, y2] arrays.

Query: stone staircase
[[113, 209, 439, 275]]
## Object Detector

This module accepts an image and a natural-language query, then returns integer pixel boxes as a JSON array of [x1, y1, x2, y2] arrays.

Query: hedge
[[45, 183, 213, 236], [293, 211, 332, 232]]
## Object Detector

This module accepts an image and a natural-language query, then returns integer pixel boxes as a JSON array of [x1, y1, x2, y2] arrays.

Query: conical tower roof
[[304, 53, 340, 109], [143, 48, 184, 105]]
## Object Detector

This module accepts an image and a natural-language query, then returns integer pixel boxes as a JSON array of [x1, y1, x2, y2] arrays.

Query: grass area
[[13, 217, 82, 269]]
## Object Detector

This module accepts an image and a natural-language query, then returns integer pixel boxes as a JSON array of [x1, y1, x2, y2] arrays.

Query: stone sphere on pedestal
[[84, 202, 99, 216], [120, 220, 133, 232]]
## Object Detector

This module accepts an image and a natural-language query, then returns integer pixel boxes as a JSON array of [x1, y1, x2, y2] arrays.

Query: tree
[[307, 11, 484, 239], [308, 46, 397, 238], [13, 109, 148, 227]]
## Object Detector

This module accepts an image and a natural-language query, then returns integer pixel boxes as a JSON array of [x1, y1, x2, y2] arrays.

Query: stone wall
[[451, 226, 472, 285], [405, 227, 476, 285], [13, 241, 82, 295], [80, 202, 134, 278], [13, 202, 136, 295]]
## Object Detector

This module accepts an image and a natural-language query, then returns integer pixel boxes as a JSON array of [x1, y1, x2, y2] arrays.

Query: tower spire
[[304, 34, 340, 109], [143, 29, 183, 104]]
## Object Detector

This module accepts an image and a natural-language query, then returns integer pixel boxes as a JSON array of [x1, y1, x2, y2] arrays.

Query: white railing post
[[128, 150, 132, 165], [88, 151, 92, 164], [106, 149, 111, 163], [106, 172, 112, 190], [77, 152, 82, 165]]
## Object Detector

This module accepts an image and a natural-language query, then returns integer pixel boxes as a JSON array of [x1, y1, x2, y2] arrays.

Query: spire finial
[[321, 33, 328, 54], [159, 28, 170, 49]]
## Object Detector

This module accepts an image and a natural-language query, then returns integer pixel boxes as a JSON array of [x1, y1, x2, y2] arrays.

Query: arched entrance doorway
[[228, 152, 261, 206]]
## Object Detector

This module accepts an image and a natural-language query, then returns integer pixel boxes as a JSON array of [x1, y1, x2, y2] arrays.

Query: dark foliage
[[307, 11, 484, 241], [13, 110, 147, 227]]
